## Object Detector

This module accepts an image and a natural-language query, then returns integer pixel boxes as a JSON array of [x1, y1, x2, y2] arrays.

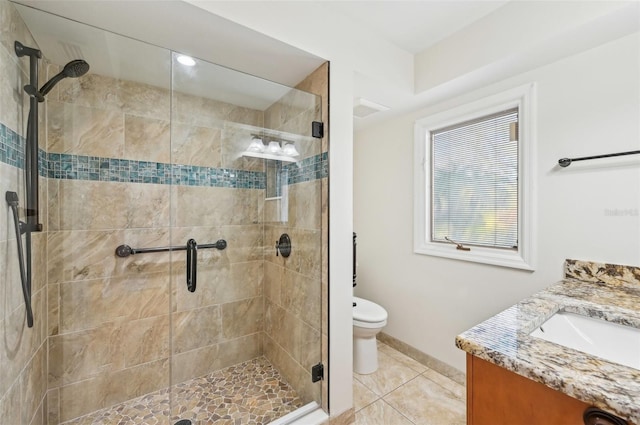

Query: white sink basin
[[530, 311, 640, 370]]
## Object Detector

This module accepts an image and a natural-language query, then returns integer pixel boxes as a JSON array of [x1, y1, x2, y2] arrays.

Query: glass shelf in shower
[[241, 151, 298, 163]]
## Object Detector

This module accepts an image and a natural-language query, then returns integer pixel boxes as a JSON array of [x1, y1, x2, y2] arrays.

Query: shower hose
[[5, 191, 34, 327]]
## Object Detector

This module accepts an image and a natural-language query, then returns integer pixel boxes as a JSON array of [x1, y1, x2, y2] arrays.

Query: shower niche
[[6, 3, 328, 424]]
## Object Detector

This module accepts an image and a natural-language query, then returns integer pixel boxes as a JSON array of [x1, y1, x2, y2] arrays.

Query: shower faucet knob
[[275, 234, 291, 257]]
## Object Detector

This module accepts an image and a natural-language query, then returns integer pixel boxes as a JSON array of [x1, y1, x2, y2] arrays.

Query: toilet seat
[[353, 296, 388, 328]]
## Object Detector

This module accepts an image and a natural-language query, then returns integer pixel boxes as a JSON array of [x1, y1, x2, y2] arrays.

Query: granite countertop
[[455, 259, 640, 424]]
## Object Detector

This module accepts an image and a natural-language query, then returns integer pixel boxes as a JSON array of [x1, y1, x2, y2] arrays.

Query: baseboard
[[328, 408, 355, 425], [377, 332, 465, 385]]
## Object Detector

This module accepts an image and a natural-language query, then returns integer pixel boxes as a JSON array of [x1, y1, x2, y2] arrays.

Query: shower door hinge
[[311, 362, 324, 382], [312, 121, 324, 139]]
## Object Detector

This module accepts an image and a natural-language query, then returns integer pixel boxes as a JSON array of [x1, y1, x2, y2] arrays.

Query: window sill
[[414, 243, 534, 271]]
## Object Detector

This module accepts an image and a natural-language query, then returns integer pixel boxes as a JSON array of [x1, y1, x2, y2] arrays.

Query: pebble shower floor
[[61, 357, 303, 425]]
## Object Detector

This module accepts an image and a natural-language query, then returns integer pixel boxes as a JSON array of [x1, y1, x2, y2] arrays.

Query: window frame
[[413, 84, 536, 270]]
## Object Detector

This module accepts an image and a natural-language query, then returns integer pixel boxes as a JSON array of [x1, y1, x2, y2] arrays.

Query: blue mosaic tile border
[[0, 122, 327, 188], [45, 153, 266, 188], [39, 149, 46, 177], [0, 124, 53, 177], [0, 123, 25, 169], [286, 151, 328, 184]]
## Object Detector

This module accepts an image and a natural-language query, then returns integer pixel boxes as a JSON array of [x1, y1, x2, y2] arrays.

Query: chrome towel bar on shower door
[[115, 239, 227, 293]]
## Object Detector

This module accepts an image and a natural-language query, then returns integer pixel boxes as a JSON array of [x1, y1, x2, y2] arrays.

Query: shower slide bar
[[5, 42, 90, 329], [115, 239, 227, 293], [558, 150, 640, 167]]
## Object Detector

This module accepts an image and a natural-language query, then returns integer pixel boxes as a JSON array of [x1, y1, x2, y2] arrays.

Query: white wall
[[179, 1, 413, 417], [354, 32, 640, 372]]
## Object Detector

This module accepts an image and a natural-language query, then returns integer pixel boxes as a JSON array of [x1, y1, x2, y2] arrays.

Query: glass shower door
[[10, 3, 325, 424], [169, 52, 324, 424], [12, 5, 176, 423]]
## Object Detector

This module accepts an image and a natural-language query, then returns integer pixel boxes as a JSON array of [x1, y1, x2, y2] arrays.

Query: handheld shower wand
[[10, 40, 90, 328], [38, 59, 90, 98], [15, 41, 90, 102]]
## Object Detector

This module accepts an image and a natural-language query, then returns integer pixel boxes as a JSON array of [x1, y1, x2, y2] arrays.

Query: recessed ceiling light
[[177, 55, 196, 66]]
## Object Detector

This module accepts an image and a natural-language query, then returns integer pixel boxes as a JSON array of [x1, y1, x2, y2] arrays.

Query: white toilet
[[353, 296, 388, 374]]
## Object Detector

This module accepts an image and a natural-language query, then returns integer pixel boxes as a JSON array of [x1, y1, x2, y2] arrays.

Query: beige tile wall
[[0, 1, 48, 424], [45, 54, 328, 423], [262, 63, 328, 408], [44, 60, 277, 422], [1, 10, 328, 420]]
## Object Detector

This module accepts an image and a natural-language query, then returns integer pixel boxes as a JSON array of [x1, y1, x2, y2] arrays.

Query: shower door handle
[[186, 239, 197, 292]]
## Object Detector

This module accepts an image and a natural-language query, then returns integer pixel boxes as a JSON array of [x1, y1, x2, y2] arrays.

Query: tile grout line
[[353, 348, 431, 401], [381, 398, 418, 425], [418, 368, 467, 402], [353, 393, 381, 414], [376, 372, 425, 424], [381, 371, 424, 398], [353, 344, 467, 425]]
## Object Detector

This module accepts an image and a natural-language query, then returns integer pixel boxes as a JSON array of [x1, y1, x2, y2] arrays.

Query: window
[[414, 84, 536, 270], [432, 108, 518, 249]]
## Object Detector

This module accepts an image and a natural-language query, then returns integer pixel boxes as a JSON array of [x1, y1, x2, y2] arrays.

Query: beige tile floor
[[61, 357, 302, 425], [354, 343, 466, 425]]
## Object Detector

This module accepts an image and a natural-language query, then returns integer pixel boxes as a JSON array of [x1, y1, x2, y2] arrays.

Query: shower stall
[[0, 2, 328, 424]]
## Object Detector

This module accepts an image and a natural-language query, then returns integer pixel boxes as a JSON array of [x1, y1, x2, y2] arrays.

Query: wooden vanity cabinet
[[467, 354, 591, 425]]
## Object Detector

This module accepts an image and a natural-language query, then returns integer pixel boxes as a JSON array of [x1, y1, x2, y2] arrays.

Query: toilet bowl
[[353, 296, 388, 374]]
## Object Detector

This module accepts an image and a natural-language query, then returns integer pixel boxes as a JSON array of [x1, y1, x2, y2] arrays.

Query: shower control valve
[[275, 233, 291, 258]]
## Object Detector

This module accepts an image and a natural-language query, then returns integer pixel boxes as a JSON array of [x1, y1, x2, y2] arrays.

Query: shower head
[[62, 59, 90, 78], [38, 59, 90, 98]]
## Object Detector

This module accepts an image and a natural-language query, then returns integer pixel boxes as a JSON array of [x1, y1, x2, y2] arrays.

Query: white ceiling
[[327, 1, 508, 54], [13, 0, 510, 113], [16, 3, 303, 110], [13, 0, 326, 110], [11, 1, 638, 127]]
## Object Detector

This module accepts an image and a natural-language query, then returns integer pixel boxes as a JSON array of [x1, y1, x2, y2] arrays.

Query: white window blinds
[[431, 108, 518, 249]]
